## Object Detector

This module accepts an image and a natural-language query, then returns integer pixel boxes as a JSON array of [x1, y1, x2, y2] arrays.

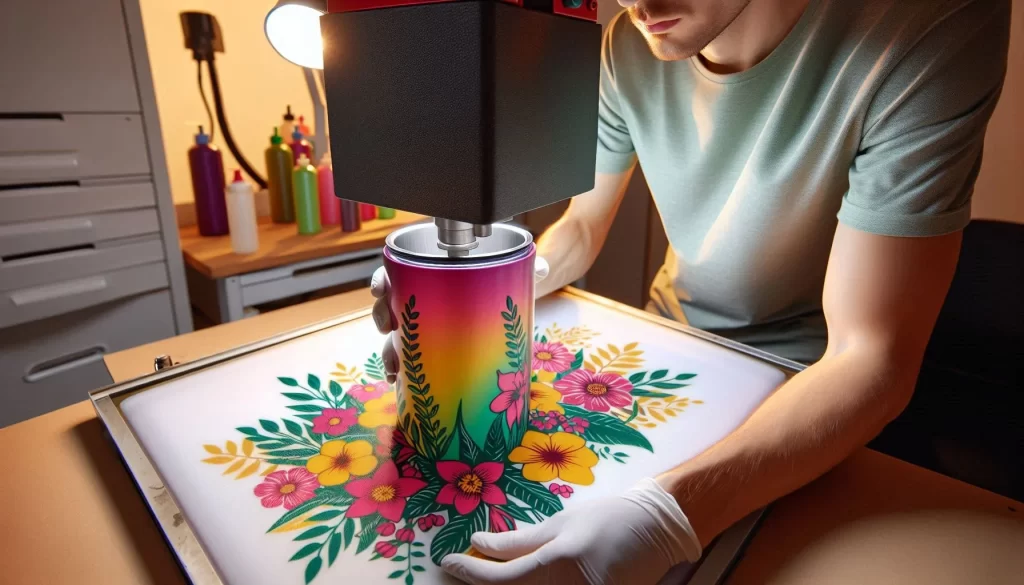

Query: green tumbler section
[[377, 207, 396, 219], [292, 162, 321, 235], [265, 140, 295, 223]]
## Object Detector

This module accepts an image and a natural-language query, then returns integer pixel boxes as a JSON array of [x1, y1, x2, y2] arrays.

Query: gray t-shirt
[[596, 0, 1010, 363]]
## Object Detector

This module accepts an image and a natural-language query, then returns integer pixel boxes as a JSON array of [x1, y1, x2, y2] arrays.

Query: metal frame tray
[[90, 287, 803, 585]]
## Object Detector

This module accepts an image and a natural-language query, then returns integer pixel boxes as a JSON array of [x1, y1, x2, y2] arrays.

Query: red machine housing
[[327, 0, 598, 22]]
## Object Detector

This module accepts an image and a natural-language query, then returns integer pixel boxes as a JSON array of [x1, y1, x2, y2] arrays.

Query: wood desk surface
[[2, 289, 1021, 585], [179, 212, 424, 279]]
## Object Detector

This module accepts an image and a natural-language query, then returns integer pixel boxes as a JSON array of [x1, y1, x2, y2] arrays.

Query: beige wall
[[139, 0, 314, 204], [972, 0, 1024, 224]]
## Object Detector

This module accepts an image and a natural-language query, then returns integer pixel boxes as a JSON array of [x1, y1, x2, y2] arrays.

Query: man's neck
[[699, 0, 813, 74]]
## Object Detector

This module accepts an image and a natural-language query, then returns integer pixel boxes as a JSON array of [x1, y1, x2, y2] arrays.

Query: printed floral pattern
[[201, 303, 703, 584]]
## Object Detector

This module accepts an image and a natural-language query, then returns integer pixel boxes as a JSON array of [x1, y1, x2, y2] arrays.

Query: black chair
[[870, 219, 1024, 501]]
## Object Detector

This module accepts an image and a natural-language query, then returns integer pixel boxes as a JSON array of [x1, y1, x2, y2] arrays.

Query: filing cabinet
[[0, 0, 192, 427]]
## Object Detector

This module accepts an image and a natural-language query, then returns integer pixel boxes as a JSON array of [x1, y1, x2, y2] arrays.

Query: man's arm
[[659, 224, 962, 544], [535, 169, 635, 297]]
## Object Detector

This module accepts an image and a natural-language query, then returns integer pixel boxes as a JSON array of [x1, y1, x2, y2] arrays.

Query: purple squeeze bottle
[[290, 127, 312, 166], [188, 125, 228, 236]]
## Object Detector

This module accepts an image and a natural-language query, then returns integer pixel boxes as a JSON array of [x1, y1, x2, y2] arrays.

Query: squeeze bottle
[[292, 154, 321, 235], [360, 203, 377, 221], [317, 153, 341, 226], [291, 128, 313, 165], [226, 170, 259, 254], [265, 128, 295, 223], [377, 207, 396, 219], [188, 125, 228, 236], [279, 105, 296, 144]]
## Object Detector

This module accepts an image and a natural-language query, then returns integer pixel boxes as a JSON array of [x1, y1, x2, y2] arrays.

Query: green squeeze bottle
[[292, 153, 321, 235], [265, 128, 294, 223]]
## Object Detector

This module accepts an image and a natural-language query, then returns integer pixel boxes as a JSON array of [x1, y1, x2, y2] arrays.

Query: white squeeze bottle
[[226, 169, 259, 254]]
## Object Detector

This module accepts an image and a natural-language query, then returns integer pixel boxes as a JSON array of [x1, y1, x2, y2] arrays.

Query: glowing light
[[265, 3, 324, 69]]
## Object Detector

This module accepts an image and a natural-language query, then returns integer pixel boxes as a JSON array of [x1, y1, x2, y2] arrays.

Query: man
[[372, 0, 1010, 582]]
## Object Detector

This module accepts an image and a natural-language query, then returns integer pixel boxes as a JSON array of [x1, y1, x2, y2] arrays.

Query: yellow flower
[[509, 431, 598, 485], [306, 440, 377, 486], [535, 370, 557, 383], [358, 393, 398, 428], [529, 382, 564, 414]]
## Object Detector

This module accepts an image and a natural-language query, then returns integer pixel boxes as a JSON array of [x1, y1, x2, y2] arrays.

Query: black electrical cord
[[205, 57, 268, 188], [196, 60, 215, 142]]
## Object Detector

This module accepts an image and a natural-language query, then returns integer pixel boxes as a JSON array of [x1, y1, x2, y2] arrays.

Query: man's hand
[[441, 478, 702, 585]]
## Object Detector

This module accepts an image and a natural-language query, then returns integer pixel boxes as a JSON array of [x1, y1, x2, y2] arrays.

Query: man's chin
[[643, 35, 702, 62]]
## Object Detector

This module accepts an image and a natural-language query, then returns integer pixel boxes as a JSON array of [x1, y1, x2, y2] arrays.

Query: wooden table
[[179, 212, 422, 323], [1, 289, 1021, 585]]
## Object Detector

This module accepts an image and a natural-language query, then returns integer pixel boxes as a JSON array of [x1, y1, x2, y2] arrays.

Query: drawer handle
[[10, 276, 108, 306], [0, 152, 80, 172], [24, 345, 107, 383]]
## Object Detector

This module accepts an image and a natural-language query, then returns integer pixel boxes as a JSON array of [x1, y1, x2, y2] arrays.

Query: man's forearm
[[536, 215, 599, 297], [657, 343, 918, 546]]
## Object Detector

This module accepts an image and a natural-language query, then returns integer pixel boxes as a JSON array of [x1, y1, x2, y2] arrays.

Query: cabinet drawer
[[0, 115, 150, 185], [0, 261, 169, 328], [0, 290, 176, 428], [0, 236, 166, 291], [0, 180, 156, 223], [0, 0, 139, 113], [0, 209, 160, 260]]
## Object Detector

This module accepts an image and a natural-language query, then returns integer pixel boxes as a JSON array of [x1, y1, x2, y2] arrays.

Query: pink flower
[[375, 541, 398, 558], [401, 465, 423, 479], [490, 370, 527, 428], [563, 416, 590, 435], [533, 342, 574, 373], [417, 516, 433, 532], [253, 468, 318, 510], [375, 426, 394, 457], [348, 381, 389, 402], [548, 483, 574, 498], [344, 460, 427, 522], [436, 460, 507, 515], [396, 527, 415, 543], [555, 370, 634, 412], [429, 513, 445, 527], [489, 506, 516, 533], [376, 522, 396, 536], [311, 407, 357, 436], [393, 429, 416, 464]]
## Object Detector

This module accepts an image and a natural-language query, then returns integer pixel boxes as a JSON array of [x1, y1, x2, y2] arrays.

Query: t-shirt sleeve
[[595, 15, 638, 174], [838, 0, 1010, 237]]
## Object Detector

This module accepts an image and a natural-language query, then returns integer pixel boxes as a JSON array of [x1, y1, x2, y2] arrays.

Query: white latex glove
[[441, 477, 702, 585], [370, 257, 550, 383]]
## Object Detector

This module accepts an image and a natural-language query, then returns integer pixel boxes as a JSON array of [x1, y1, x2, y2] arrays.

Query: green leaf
[[288, 404, 325, 413], [563, 405, 653, 451], [237, 426, 261, 436], [307, 510, 343, 522], [501, 502, 537, 524], [290, 542, 321, 561], [506, 296, 514, 311], [650, 369, 668, 380], [410, 550, 426, 558], [259, 419, 280, 433], [412, 565, 425, 572], [356, 516, 383, 554], [500, 468, 563, 516], [628, 372, 646, 384], [455, 405, 480, 464], [483, 414, 507, 462], [674, 373, 697, 381], [278, 377, 299, 387], [623, 400, 641, 425], [329, 380, 343, 398], [254, 440, 293, 450], [308, 374, 321, 390], [305, 556, 322, 584], [405, 483, 444, 517], [406, 572, 414, 585], [342, 518, 356, 550], [393, 555, 407, 561], [266, 491, 351, 532], [388, 570, 405, 579], [631, 389, 673, 399], [328, 532, 342, 567], [295, 525, 332, 541], [430, 504, 487, 565], [264, 448, 319, 458], [283, 393, 316, 401], [284, 418, 305, 436], [647, 382, 687, 390]]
